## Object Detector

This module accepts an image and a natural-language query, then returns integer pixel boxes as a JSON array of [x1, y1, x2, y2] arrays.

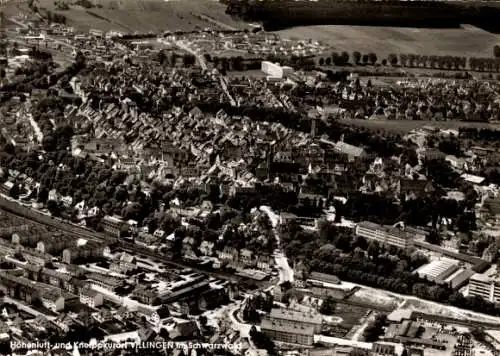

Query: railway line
[[0, 195, 262, 287], [3, 196, 500, 330]]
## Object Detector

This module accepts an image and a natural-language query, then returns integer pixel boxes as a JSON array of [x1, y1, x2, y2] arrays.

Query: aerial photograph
[[1, 0, 500, 355]]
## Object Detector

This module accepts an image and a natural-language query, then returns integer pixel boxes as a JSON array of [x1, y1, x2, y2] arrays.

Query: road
[[259, 206, 294, 284], [172, 39, 236, 107]]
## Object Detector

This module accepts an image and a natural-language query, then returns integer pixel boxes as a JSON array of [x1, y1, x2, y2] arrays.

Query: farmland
[[35, 0, 248, 32], [276, 25, 500, 59], [339, 118, 500, 134]]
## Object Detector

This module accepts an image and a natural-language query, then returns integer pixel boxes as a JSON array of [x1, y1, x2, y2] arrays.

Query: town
[[1, 2, 500, 356]]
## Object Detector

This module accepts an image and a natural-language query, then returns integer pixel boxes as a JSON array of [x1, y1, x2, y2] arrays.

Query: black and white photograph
[[0, 0, 500, 355]]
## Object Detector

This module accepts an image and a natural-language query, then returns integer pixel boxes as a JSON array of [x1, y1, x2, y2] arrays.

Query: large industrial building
[[414, 258, 475, 289], [355, 221, 414, 250], [415, 258, 459, 283]]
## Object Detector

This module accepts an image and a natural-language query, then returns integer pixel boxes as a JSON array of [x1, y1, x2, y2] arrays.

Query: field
[[339, 118, 500, 134], [276, 24, 500, 59], [35, 0, 248, 33]]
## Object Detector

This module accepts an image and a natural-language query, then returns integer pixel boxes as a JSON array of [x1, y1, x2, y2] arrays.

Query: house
[[93, 309, 114, 324], [39, 268, 75, 292], [170, 320, 200, 340], [424, 149, 446, 161], [132, 286, 158, 305], [37, 235, 73, 255], [79, 286, 103, 308], [239, 248, 254, 267], [62, 242, 105, 264], [0, 271, 40, 304], [87, 273, 124, 292], [115, 252, 137, 273], [114, 306, 133, 321], [101, 215, 126, 237], [23, 263, 42, 281], [257, 254, 273, 272], [137, 305, 171, 326], [135, 232, 158, 247], [54, 313, 78, 333], [399, 178, 434, 201], [41, 290, 65, 312], [198, 288, 228, 311], [199, 241, 214, 256], [218, 247, 239, 266]]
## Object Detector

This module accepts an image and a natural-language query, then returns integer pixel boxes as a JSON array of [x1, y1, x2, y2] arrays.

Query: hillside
[[277, 25, 500, 59], [35, 0, 248, 32]]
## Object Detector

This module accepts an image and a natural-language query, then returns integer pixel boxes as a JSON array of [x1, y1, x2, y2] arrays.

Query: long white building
[[261, 61, 283, 78], [414, 258, 459, 283], [468, 265, 500, 303], [355, 221, 413, 250]]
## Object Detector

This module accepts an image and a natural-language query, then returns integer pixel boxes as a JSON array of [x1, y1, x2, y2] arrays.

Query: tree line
[[281, 220, 500, 317]]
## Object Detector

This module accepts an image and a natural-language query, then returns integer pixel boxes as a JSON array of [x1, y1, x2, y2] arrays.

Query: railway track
[[0, 196, 265, 287], [5, 197, 500, 330]]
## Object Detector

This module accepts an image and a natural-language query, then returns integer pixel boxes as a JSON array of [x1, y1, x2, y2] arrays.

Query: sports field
[[277, 25, 500, 58], [36, 0, 248, 32]]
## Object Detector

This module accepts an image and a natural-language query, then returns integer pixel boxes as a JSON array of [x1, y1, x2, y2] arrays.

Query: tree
[[47, 199, 61, 217], [319, 296, 336, 315], [494, 45, 500, 58], [388, 53, 398, 66], [353, 51, 361, 65], [426, 229, 442, 245], [363, 314, 387, 342], [362, 54, 369, 64], [340, 51, 349, 65], [368, 52, 377, 65]]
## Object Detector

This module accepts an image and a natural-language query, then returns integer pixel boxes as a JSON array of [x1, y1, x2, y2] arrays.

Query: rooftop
[[261, 319, 315, 336], [269, 308, 322, 325], [470, 264, 500, 284]]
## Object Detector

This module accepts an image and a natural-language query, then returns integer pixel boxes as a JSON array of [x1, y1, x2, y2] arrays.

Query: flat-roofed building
[[268, 307, 322, 333], [355, 221, 413, 250], [468, 265, 500, 303], [261, 319, 314, 346], [414, 258, 459, 283]]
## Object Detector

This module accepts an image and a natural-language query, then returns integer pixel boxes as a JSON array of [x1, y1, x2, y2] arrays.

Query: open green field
[[36, 0, 248, 32], [340, 118, 500, 133], [277, 25, 500, 59]]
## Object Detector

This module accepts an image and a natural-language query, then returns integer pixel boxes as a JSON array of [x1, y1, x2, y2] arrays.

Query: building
[[414, 258, 459, 283], [0, 271, 40, 304], [261, 61, 283, 78], [468, 265, 500, 303], [261, 319, 314, 346], [132, 286, 158, 305], [87, 273, 124, 292], [62, 242, 104, 264], [355, 221, 414, 250], [40, 290, 65, 312], [332, 141, 367, 162], [268, 307, 322, 333], [101, 215, 125, 237], [80, 286, 103, 308]]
